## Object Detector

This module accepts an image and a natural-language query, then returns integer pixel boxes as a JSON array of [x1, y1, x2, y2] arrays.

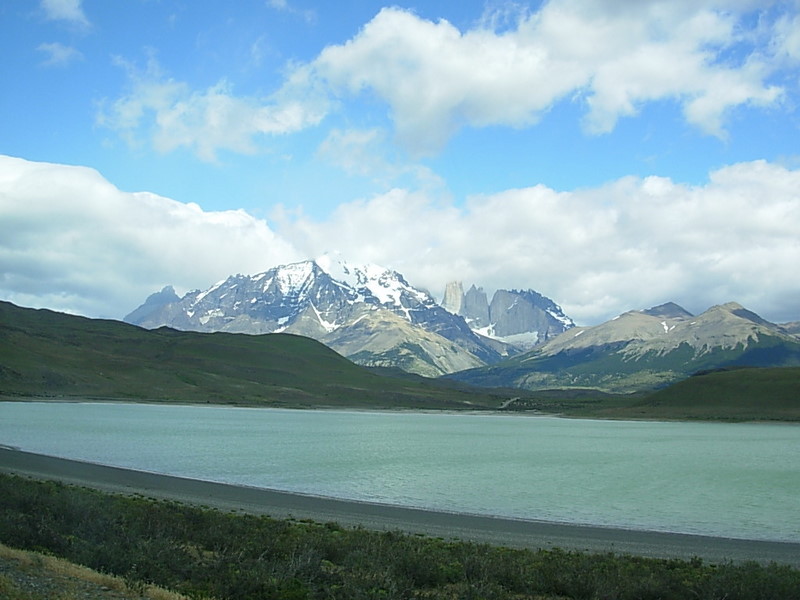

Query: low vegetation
[[0, 541, 191, 600], [1, 474, 799, 600], [618, 366, 800, 421], [0, 301, 516, 410], [502, 367, 800, 421]]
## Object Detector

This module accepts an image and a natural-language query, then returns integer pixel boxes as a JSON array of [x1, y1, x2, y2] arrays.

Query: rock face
[[443, 282, 574, 348], [441, 281, 464, 315], [449, 301, 800, 393], [125, 258, 515, 377], [641, 302, 694, 320], [123, 285, 180, 325], [463, 285, 491, 329], [780, 321, 800, 339]]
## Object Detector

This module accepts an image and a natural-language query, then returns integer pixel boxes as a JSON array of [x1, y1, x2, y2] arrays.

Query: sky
[[1, 0, 800, 326]]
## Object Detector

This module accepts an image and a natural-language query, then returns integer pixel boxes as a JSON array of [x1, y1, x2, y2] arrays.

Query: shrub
[[1, 474, 799, 600]]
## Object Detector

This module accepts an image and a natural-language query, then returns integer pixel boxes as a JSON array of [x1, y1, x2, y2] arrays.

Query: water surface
[[1, 402, 797, 542]]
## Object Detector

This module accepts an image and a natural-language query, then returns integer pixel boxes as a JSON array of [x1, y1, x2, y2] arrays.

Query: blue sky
[[1, 0, 800, 325]]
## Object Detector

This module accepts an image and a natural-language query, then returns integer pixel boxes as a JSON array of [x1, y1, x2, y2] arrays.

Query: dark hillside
[[594, 366, 800, 421], [0, 301, 513, 409]]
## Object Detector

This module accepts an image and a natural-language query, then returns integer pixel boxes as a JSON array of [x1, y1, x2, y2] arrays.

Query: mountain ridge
[[449, 301, 800, 393], [125, 258, 518, 377], [4, 299, 798, 420]]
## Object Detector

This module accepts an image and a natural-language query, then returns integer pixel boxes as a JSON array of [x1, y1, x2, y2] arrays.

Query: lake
[[1, 401, 798, 542]]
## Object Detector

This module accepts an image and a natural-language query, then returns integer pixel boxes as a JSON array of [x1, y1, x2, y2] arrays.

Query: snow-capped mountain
[[125, 257, 514, 376], [442, 282, 574, 348], [450, 302, 800, 393]]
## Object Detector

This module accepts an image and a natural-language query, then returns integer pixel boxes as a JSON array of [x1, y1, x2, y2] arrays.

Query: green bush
[[1, 474, 799, 599]]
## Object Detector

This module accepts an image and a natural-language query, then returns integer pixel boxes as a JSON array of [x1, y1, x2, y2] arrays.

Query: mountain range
[[2, 299, 798, 419], [449, 301, 800, 393], [125, 256, 572, 377], [125, 257, 800, 392]]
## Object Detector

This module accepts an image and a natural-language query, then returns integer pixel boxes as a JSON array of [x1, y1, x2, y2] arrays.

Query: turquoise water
[[1, 402, 798, 542]]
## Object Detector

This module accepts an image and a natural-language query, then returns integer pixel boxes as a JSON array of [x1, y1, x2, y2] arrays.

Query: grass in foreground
[[1, 474, 799, 600], [0, 542, 194, 600]]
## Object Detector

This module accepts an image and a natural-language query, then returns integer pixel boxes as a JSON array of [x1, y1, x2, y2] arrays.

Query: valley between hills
[[1, 300, 799, 421]]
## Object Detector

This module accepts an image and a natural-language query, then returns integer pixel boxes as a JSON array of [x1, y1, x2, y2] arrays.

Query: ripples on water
[[1, 402, 798, 542]]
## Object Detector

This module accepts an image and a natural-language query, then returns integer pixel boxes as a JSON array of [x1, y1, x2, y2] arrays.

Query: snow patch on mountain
[[316, 253, 432, 311], [125, 257, 513, 376]]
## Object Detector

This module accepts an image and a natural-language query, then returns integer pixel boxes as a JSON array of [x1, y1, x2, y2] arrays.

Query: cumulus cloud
[[0, 156, 300, 318], [37, 42, 83, 67], [40, 0, 90, 27], [97, 56, 328, 161], [3, 154, 799, 325], [277, 160, 800, 325], [301, 1, 785, 154], [98, 1, 793, 161]]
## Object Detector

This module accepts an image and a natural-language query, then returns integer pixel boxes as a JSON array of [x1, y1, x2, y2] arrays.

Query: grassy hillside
[[607, 366, 800, 421], [0, 542, 190, 600], [0, 301, 514, 409], [448, 344, 691, 393], [498, 366, 800, 421], [451, 336, 800, 394]]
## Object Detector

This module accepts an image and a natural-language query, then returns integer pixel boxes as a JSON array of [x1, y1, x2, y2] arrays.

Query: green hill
[[498, 367, 800, 421], [0, 301, 513, 409], [607, 366, 800, 421]]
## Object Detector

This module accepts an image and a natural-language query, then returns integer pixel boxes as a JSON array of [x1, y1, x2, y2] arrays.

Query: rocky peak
[[462, 285, 490, 328], [441, 281, 464, 314], [123, 285, 180, 324], [641, 302, 693, 320], [442, 282, 573, 348], [718, 302, 776, 328], [541, 301, 793, 359]]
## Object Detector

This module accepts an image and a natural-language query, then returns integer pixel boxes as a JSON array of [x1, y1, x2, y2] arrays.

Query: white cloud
[[0, 155, 300, 318], [4, 154, 799, 326], [40, 0, 89, 27], [97, 57, 328, 162], [276, 160, 800, 325], [299, 1, 786, 154], [317, 128, 386, 177], [98, 2, 794, 162], [37, 42, 83, 67], [773, 10, 800, 62]]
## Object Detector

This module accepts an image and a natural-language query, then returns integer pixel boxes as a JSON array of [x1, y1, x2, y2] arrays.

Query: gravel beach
[[1, 447, 798, 566]]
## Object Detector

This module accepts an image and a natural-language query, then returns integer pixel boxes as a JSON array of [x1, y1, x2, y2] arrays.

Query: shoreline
[[2, 448, 799, 567], [3, 396, 799, 425]]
